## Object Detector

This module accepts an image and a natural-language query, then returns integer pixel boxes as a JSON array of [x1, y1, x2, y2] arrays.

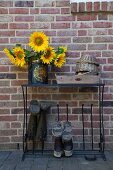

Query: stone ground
[[0, 150, 113, 170]]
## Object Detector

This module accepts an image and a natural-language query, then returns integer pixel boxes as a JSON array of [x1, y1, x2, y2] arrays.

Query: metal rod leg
[[91, 104, 94, 150], [82, 104, 85, 150], [57, 104, 60, 121]]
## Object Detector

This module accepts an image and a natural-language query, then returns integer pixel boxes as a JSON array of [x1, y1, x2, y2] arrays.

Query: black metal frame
[[21, 83, 105, 160]]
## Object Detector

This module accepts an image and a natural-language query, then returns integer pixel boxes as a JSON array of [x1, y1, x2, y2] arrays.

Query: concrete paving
[[0, 151, 113, 170]]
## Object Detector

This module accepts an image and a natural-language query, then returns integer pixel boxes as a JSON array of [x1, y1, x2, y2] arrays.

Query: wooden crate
[[56, 74, 100, 84]]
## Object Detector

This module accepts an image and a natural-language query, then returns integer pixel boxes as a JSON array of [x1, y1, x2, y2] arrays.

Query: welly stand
[[21, 83, 105, 161], [84, 104, 96, 161], [79, 103, 106, 161]]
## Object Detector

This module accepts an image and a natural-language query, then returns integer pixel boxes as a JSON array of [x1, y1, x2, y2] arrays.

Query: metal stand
[[21, 83, 105, 161]]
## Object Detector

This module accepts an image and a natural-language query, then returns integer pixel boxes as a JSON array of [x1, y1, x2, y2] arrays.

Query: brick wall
[[0, 0, 113, 150]]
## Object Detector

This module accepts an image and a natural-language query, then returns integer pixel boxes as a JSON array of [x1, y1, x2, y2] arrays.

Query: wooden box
[[56, 74, 100, 84]]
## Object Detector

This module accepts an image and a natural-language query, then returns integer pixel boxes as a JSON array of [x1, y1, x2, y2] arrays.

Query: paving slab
[[0, 151, 113, 170]]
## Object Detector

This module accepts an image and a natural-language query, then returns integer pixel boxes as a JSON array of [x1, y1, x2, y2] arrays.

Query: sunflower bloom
[[13, 47, 26, 68], [3, 48, 15, 65], [29, 32, 49, 52], [58, 46, 67, 53], [54, 53, 66, 68], [40, 46, 56, 64]]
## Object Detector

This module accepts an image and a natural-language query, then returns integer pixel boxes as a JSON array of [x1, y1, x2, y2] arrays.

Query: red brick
[[30, 8, 39, 14], [0, 137, 10, 143], [88, 29, 107, 36], [15, 1, 34, 7], [0, 66, 9, 72], [9, 23, 29, 29], [51, 23, 70, 29], [0, 1, 13, 7], [69, 44, 86, 51], [56, 15, 75, 21], [78, 30, 87, 36], [11, 94, 23, 100], [72, 22, 92, 29], [59, 101, 78, 107], [93, 22, 112, 28], [0, 116, 17, 121], [11, 122, 21, 128], [11, 108, 24, 115], [60, 115, 78, 121], [88, 44, 107, 50], [35, 1, 54, 7], [0, 87, 17, 94], [94, 2, 100, 12], [59, 87, 78, 93], [32, 94, 51, 100], [0, 81, 10, 87], [0, 8, 8, 14], [86, 2, 92, 12], [77, 13, 97, 21], [11, 136, 22, 142], [0, 95, 10, 100], [56, 1, 70, 7], [98, 13, 108, 20], [41, 8, 60, 14], [0, 31, 15, 37], [16, 30, 32, 37], [44, 30, 56, 36], [94, 36, 113, 43], [102, 51, 113, 58], [0, 23, 8, 29], [108, 58, 113, 64], [0, 38, 9, 44], [11, 80, 27, 86], [15, 16, 34, 22], [0, 109, 10, 115], [18, 72, 27, 79], [52, 94, 71, 100], [52, 37, 71, 43], [73, 128, 88, 135], [9, 8, 29, 14], [79, 2, 85, 12], [57, 30, 77, 36], [104, 94, 113, 100], [71, 3, 77, 13], [101, 2, 108, 11], [10, 37, 28, 44], [103, 66, 113, 71], [109, 2, 113, 11], [0, 130, 17, 136], [0, 101, 17, 107], [37, 87, 58, 93], [61, 8, 70, 14], [30, 23, 50, 29], [36, 15, 54, 22], [73, 37, 92, 43]]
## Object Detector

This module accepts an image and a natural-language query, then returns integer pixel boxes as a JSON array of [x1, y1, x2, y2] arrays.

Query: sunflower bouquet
[[4, 32, 67, 68]]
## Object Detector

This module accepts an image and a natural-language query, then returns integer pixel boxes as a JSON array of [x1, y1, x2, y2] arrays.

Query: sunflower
[[40, 46, 56, 64], [54, 53, 66, 68], [58, 46, 67, 53], [3, 48, 15, 65], [13, 47, 26, 68], [28, 32, 49, 52]]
